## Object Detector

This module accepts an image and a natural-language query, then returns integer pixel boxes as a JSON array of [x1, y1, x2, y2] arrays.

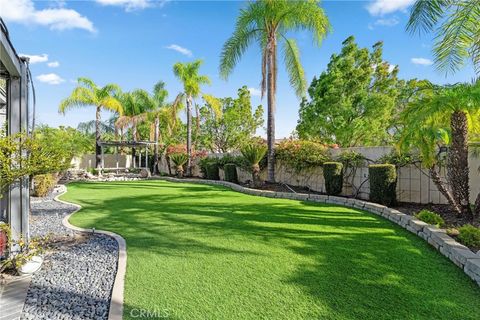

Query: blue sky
[[2, 0, 476, 138]]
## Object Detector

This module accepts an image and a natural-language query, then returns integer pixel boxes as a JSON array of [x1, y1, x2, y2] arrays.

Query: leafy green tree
[[399, 80, 480, 219], [199, 86, 264, 152], [173, 60, 211, 176], [1, 126, 90, 196], [59, 77, 123, 168], [220, 0, 330, 182], [407, 0, 480, 75], [296, 36, 400, 147]]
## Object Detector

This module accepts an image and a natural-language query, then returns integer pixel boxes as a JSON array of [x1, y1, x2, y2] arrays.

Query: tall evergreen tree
[[297, 36, 400, 147]]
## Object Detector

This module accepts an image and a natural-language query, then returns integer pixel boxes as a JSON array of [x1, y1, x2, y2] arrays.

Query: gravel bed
[[21, 186, 119, 320]]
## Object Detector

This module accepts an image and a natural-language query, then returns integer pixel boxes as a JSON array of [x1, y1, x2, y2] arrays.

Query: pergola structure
[[98, 140, 159, 171], [1, 19, 31, 244]]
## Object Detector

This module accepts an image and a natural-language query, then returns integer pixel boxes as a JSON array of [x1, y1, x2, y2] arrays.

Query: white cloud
[[0, 0, 96, 33], [368, 16, 399, 30], [248, 87, 262, 97], [47, 61, 60, 68], [19, 53, 48, 64], [165, 44, 193, 57], [95, 0, 167, 11], [366, 0, 415, 16], [411, 58, 433, 66], [36, 73, 65, 85], [375, 17, 399, 27]]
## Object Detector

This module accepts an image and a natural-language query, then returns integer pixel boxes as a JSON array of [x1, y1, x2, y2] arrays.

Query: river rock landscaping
[[21, 186, 119, 320]]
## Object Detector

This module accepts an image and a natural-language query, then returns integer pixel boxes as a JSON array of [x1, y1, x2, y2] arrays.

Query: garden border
[[153, 176, 480, 287], [54, 187, 127, 320]]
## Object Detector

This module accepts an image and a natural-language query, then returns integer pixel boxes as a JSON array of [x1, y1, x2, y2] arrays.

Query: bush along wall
[[369, 164, 397, 206], [205, 162, 220, 180], [32, 173, 57, 197], [323, 162, 343, 195], [224, 163, 238, 183]]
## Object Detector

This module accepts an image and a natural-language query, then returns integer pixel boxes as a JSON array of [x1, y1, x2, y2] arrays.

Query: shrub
[[170, 153, 189, 178], [415, 210, 445, 227], [369, 164, 397, 206], [241, 141, 268, 187], [458, 224, 480, 248], [224, 163, 238, 183], [275, 140, 331, 172], [32, 174, 57, 197], [323, 162, 343, 195], [205, 162, 220, 180]]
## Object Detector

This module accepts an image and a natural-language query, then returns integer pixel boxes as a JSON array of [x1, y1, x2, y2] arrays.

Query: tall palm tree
[[149, 81, 168, 174], [173, 60, 211, 176], [116, 90, 154, 167], [59, 77, 123, 168], [399, 80, 480, 219], [220, 0, 330, 182], [407, 0, 480, 75]]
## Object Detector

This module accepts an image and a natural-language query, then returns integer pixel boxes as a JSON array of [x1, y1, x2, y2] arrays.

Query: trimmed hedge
[[323, 162, 343, 195], [224, 163, 238, 183], [205, 162, 220, 180], [369, 164, 397, 206]]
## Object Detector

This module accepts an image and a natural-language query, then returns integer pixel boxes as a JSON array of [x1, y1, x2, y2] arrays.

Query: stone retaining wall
[[153, 176, 480, 287]]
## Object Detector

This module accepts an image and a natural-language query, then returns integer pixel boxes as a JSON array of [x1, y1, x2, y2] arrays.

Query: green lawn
[[61, 180, 480, 320]]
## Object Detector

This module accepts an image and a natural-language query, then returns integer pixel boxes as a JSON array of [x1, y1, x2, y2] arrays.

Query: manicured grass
[[61, 180, 480, 320]]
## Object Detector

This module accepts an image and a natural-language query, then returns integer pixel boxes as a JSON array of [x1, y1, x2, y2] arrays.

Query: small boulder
[[139, 168, 151, 178]]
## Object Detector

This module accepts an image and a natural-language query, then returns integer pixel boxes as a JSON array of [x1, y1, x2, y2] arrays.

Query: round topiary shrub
[[205, 162, 220, 180], [369, 164, 397, 206], [323, 162, 343, 195], [224, 163, 238, 183]]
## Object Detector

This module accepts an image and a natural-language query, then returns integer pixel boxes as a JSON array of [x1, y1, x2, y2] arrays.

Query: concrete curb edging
[[152, 176, 480, 287], [54, 187, 127, 320]]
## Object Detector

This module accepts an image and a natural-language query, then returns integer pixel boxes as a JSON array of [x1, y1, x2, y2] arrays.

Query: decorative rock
[[408, 218, 429, 232], [308, 194, 328, 203], [449, 247, 480, 266], [22, 186, 119, 320]]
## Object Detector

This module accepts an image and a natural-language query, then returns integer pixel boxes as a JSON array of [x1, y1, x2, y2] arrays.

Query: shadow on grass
[[63, 181, 480, 320]]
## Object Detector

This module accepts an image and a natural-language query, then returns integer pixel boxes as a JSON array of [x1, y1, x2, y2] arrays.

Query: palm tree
[[148, 81, 169, 174], [407, 0, 480, 75], [399, 80, 480, 220], [220, 0, 330, 182], [173, 60, 211, 176], [59, 77, 123, 168], [116, 90, 154, 167]]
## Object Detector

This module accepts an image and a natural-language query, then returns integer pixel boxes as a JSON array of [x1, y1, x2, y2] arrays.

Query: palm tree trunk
[[95, 106, 102, 169], [430, 165, 462, 216], [153, 116, 160, 175], [266, 38, 276, 182], [186, 95, 192, 176], [132, 124, 137, 168], [194, 102, 200, 149], [448, 110, 472, 218]]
